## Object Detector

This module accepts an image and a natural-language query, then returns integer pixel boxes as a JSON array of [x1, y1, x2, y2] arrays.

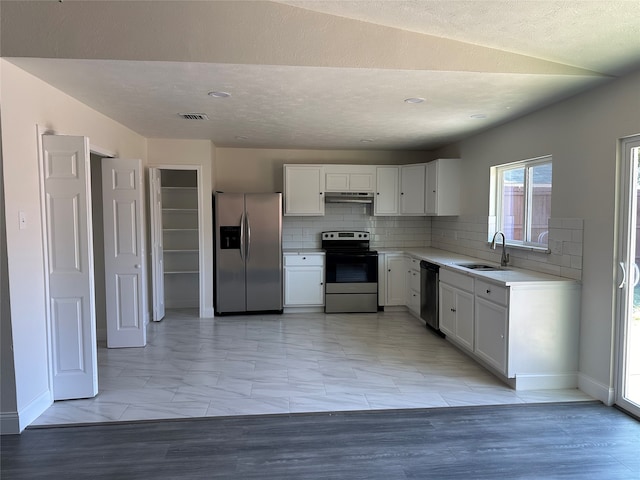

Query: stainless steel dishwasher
[[420, 260, 443, 335]]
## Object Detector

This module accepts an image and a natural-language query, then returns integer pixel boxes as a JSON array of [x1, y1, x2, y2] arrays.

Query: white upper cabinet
[[425, 158, 462, 216], [283, 165, 325, 216], [283, 160, 461, 217], [400, 163, 426, 215], [374, 166, 399, 216], [324, 165, 376, 192]]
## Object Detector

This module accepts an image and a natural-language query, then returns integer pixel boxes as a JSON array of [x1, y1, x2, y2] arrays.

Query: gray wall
[[433, 69, 640, 403], [0, 112, 18, 429]]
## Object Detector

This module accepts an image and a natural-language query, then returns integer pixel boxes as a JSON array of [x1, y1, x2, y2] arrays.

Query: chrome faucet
[[491, 231, 510, 267]]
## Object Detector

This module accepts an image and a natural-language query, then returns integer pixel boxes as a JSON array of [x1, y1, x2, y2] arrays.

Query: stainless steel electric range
[[321, 231, 378, 313]]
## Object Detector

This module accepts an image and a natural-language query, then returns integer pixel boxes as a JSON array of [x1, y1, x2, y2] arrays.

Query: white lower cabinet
[[439, 266, 580, 389], [474, 296, 508, 374], [406, 257, 421, 316], [381, 253, 407, 306], [439, 269, 474, 352], [283, 253, 325, 306]]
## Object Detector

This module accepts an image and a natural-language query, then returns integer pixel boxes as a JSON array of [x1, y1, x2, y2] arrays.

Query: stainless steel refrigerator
[[214, 193, 283, 314]]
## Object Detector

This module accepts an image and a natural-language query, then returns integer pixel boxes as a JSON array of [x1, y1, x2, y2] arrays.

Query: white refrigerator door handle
[[633, 263, 640, 287], [618, 261, 627, 289]]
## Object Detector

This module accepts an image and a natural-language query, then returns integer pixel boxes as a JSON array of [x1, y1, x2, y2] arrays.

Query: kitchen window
[[492, 156, 552, 249]]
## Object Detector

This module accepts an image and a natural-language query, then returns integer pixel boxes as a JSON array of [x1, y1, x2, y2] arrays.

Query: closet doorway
[[149, 167, 205, 320]]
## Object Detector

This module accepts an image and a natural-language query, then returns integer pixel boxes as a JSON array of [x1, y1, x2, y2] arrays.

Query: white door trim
[[147, 164, 205, 318], [149, 168, 165, 322], [36, 125, 56, 402], [615, 134, 640, 418]]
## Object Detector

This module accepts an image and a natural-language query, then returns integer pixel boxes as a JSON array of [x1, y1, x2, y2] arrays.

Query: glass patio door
[[616, 135, 640, 418]]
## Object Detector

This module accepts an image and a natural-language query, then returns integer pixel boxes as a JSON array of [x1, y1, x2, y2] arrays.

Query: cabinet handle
[[303, 257, 306, 260], [320, 282, 323, 285], [319, 192, 323, 195], [500, 334, 505, 339], [401, 192, 404, 195], [451, 308, 456, 312], [388, 269, 391, 272], [486, 289, 491, 294], [376, 192, 380, 195]]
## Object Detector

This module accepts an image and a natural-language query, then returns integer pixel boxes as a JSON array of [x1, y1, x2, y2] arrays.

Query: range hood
[[324, 192, 374, 204]]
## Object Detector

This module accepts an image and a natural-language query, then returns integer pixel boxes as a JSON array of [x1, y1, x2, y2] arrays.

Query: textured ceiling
[[2, 0, 639, 151]]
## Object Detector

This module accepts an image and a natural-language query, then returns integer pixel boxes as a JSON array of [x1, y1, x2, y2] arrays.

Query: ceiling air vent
[[178, 113, 209, 121]]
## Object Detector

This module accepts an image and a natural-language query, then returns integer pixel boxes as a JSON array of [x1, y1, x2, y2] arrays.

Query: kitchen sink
[[456, 263, 502, 271]]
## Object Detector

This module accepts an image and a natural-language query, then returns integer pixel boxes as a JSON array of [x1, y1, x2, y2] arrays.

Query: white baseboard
[[514, 372, 578, 391], [578, 372, 615, 405], [283, 306, 324, 314], [380, 305, 407, 312], [0, 411, 20, 435], [202, 306, 214, 318]]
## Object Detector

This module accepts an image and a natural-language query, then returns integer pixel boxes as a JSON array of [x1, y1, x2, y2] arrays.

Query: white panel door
[[148, 168, 165, 321], [102, 158, 147, 348], [42, 134, 98, 400]]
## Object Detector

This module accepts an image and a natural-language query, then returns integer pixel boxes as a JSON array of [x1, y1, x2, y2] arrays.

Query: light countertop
[[379, 247, 579, 287]]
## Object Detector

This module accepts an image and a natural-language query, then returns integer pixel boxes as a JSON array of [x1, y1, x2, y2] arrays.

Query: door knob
[[134, 264, 141, 269]]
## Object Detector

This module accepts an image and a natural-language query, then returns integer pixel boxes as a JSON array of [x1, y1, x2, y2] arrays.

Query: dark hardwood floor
[[2, 402, 639, 479]]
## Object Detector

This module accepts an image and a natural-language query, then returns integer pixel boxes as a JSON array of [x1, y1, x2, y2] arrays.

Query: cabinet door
[[349, 172, 375, 191], [284, 166, 324, 216], [325, 173, 350, 191], [425, 161, 438, 215], [425, 159, 461, 216], [324, 166, 375, 192], [374, 167, 399, 215], [400, 164, 426, 215], [455, 289, 474, 352], [439, 283, 456, 337], [385, 255, 407, 305], [475, 297, 508, 374], [284, 266, 324, 306]]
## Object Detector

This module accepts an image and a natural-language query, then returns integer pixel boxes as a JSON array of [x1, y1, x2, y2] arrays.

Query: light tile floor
[[32, 309, 593, 426]]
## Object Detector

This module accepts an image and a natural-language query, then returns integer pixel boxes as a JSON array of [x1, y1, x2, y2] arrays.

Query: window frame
[[493, 155, 552, 249]]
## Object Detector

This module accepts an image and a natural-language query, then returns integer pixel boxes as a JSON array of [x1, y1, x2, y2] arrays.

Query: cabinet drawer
[[284, 254, 325, 266], [409, 257, 420, 269], [440, 268, 474, 292], [475, 280, 508, 306]]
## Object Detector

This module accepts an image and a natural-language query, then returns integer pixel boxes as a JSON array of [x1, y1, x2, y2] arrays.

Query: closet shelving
[[160, 170, 199, 308]]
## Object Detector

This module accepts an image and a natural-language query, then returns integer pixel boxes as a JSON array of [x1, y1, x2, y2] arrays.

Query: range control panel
[[321, 231, 369, 240]]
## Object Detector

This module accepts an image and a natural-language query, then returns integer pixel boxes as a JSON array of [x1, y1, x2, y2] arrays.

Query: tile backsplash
[[283, 207, 583, 280], [431, 215, 583, 280], [283, 204, 431, 250]]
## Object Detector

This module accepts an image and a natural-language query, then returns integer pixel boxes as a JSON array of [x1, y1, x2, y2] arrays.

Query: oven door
[[325, 252, 378, 292]]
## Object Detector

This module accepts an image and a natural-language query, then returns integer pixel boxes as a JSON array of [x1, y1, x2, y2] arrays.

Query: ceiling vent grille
[[178, 113, 209, 121]]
